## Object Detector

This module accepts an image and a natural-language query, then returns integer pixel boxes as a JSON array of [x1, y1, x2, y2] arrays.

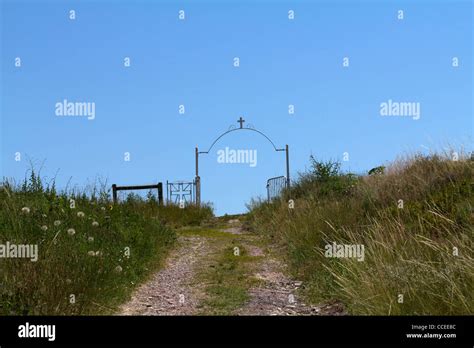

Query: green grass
[[197, 244, 261, 315], [0, 171, 213, 315], [247, 152, 474, 315]]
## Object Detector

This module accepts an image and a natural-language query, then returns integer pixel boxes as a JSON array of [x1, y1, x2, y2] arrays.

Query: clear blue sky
[[1, 0, 472, 215]]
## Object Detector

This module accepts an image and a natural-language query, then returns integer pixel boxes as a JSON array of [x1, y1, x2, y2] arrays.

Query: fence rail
[[112, 183, 163, 204]]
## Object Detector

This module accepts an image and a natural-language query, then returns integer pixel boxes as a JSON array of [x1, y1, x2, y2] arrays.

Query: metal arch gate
[[195, 117, 290, 205]]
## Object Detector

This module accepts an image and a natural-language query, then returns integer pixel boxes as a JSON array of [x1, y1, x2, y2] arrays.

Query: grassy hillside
[[0, 171, 213, 315], [247, 153, 473, 315]]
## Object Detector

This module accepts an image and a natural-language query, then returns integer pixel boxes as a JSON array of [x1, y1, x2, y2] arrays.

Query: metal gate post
[[286, 144, 290, 189], [266, 182, 270, 202], [195, 147, 201, 206]]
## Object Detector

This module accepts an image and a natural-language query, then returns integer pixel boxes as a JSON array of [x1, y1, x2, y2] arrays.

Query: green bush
[[288, 157, 359, 201]]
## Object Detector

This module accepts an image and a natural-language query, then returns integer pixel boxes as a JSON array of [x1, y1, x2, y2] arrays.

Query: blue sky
[[1, 0, 472, 215]]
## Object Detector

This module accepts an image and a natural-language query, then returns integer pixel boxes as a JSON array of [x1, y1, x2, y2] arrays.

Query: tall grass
[[247, 152, 473, 315], [0, 171, 213, 315]]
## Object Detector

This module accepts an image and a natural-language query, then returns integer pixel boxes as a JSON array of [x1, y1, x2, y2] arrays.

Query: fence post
[[286, 144, 290, 189], [157, 182, 163, 205], [112, 184, 117, 204], [195, 147, 201, 206]]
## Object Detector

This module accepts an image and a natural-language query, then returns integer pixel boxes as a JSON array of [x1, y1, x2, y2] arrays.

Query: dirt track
[[119, 220, 345, 316]]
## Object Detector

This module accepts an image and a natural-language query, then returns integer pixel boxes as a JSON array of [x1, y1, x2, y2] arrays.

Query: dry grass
[[247, 152, 473, 315]]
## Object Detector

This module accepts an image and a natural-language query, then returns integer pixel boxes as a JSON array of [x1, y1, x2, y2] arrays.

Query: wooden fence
[[112, 183, 163, 204]]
